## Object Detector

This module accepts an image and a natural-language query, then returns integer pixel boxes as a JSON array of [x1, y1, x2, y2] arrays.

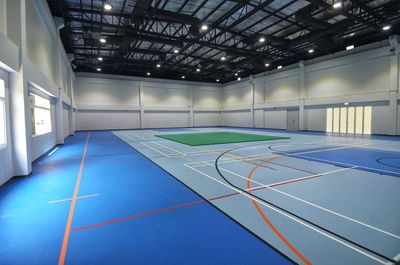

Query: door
[[287, 109, 299, 131]]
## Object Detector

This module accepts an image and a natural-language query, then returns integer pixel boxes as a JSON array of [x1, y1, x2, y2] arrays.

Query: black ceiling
[[47, 0, 400, 83]]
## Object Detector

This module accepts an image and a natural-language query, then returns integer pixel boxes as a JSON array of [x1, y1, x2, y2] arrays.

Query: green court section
[[155, 132, 289, 146]]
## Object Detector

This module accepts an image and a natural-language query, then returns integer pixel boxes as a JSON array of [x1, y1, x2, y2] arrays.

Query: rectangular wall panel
[[306, 108, 326, 132], [265, 110, 287, 130], [223, 110, 251, 127], [63, 105, 69, 138], [254, 109, 264, 128], [193, 112, 221, 127], [77, 111, 140, 130], [143, 111, 190, 128]]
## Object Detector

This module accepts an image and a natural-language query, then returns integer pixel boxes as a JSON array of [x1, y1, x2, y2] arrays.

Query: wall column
[[139, 81, 144, 129], [389, 36, 399, 135], [55, 87, 64, 144], [190, 86, 194, 127], [299, 61, 306, 130]]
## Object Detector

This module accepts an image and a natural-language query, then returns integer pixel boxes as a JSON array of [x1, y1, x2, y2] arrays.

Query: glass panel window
[[326, 108, 332, 132], [355, 107, 363, 134], [347, 107, 355, 133], [340, 107, 347, 133], [31, 93, 52, 136], [0, 79, 5, 145], [333, 108, 340, 133], [363, 106, 372, 134]]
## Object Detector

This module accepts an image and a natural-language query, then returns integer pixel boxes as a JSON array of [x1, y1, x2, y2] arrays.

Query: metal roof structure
[[47, 0, 400, 83]]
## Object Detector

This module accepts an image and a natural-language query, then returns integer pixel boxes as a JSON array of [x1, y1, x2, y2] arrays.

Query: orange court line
[[247, 158, 312, 265], [58, 132, 91, 265]]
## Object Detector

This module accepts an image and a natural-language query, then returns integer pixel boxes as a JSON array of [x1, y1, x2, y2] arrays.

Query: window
[[31, 93, 52, 136], [326, 105, 372, 135], [0, 79, 5, 145]]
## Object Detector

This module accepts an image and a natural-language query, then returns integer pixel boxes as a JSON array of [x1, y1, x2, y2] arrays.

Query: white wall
[[0, 0, 76, 185], [75, 73, 222, 130], [221, 40, 399, 135]]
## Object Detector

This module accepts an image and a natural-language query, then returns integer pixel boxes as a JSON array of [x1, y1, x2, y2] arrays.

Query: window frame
[[30, 92, 52, 137], [0, 79, 6, 149]]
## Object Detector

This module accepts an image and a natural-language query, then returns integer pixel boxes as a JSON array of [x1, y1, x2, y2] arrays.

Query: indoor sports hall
[[0, 1, 399, 265]]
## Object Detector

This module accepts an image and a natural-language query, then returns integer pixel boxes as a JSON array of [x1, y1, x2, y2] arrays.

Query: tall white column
[[55, 87, 64, 144], [139, 81, 144, 129], [299, 61, 306, 131], [389, 36, 399, 135]]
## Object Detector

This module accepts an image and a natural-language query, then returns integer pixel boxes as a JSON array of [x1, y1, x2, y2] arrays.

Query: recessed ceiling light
[[96, 68, 101, 72], [147, 72, 151, 76], [237, 77, 241, 81], [235, 73, 238, 76], [382, 25, 391, 31], [156, 64, 161, 68], [277, 65, 282, 69], [173, 49, 179, 54], [104, 3, 112, 11], [196, 68, 200, 72], [221, 56, 226, 61], [265, 63, 270, 67], [259, 37, 266, 43], [182, 75, 185, 79], [100, 38, 106, 43], [333, 2, 342, 9], [216, 79, 220, 82], [201, 24, 208, 31], [308, 49, 314, 53], [349, 32, 355, 37], [346, 45, 355, 50], [98, 57, 103, 61]]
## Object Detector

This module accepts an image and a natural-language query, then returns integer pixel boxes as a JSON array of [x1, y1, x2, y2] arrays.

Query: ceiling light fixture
[[221, 56, 226, 61], [98, 57, 103, 61], [259, 37, 266, 43], [100, 38, 106, 43], [173, 49, 179, 54], [349, 32, 355, 37], [196, 68, 200, 72], [333, 2, 342, 9], [237, 77, 241, 81], [277, 65, 282, 69], [96, 68, 101, 72], [346, 45, 354, 50], [382, 25, 391, 31], [104, 3, 112, 11], [147, 72, 151, 76], [308, 49, 314, 53], [216, 79, 220, 82], [156, 64, 161, 68], [201, 24, 208, 31], [235, 73, 238, 76], [265, 63, 270, 67], [182, 76, 185, 79]]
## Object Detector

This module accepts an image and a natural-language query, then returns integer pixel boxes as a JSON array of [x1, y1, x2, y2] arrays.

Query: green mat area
[[155, 132, 290, 146]]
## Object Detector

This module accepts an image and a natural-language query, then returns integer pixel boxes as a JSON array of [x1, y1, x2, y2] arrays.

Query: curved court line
[[214, 145, 396, 264], [376, 157, 400, 170], [58, 132, 91, 265], [246, 158, 312, 265], [188, 163, 388, 265]]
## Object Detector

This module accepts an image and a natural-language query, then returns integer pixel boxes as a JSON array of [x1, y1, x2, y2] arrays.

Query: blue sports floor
[[0, 128, 399, 265]]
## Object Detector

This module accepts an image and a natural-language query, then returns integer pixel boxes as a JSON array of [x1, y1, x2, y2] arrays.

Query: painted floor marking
[[215, 163, 400, 240], [185, 164, 387, 265], [58, 132, 91, 265], [48, 194, 99, 204]]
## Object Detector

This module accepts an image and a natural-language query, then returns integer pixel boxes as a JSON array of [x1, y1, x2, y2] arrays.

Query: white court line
[[295, 155, 400, 176], [184, 164, 387, 264], [152, 142, 186, 156], [214, 163, 400, 240], [385, 253, 400, 265], [121, 134, 172, 158]]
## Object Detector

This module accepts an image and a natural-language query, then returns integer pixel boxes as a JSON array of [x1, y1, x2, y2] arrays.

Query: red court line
[[247, 158, 312, 265], [72, 169, 323, 232], [58, 132, 91, 265]]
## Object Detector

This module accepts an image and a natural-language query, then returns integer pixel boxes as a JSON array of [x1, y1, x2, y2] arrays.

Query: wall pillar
[[389, 36, 399, 135], [55, 87, 64, 144], [190, 86, 194, 127], [299, 61, 306, 130], [139, 81, 144, 129]]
